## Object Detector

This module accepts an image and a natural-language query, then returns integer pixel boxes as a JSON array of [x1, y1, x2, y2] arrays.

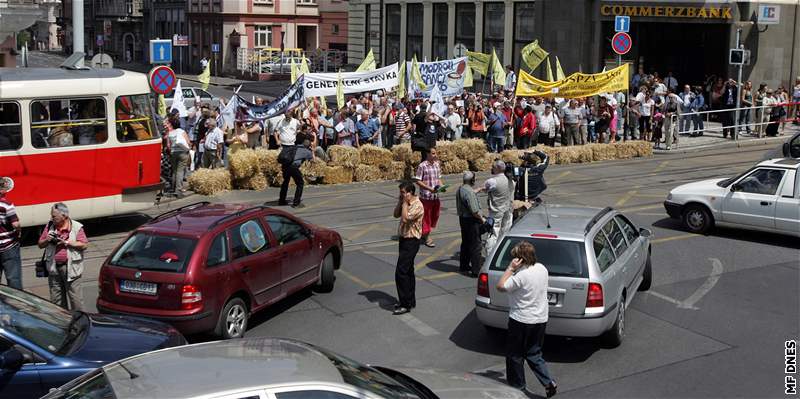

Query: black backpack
[[277, 145, 298, 166]]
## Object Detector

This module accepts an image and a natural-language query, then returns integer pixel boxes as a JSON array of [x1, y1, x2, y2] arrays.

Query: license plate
[[120, 280, 157, 295], [548, 292, 557, 305]]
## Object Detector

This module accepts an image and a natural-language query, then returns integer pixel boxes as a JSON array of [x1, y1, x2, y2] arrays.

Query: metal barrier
[[236, 48, 347, 75], [666, 101, 800, 139]]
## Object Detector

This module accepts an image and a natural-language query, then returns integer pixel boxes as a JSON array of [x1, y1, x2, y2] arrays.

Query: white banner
[[408, 57, 468, 99], [303, 63, 399, 97]]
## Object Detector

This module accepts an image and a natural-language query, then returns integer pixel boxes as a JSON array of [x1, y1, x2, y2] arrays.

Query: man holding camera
[[0, 177, 22, 290], [477, 161, 514, 253], [457, 171, 485, 277], [37, 203, 88, 310]]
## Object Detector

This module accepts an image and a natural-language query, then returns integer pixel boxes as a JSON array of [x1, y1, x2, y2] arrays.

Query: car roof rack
[[208, 205, 270, 229], [148, 202, 211, 224], [584, 207, 614, 234]]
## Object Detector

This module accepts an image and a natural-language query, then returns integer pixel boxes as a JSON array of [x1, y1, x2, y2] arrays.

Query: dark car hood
[[69, 313, 185, 363]]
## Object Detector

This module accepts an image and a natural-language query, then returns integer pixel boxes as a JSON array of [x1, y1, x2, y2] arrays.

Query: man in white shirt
[[202, 118, 224, 169], [446, 105, 463, 140], [274, 110, 299, 147], [505, 65, 517, 93]]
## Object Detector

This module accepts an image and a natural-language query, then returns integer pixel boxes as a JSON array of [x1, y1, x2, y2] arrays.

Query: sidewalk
[[650, 121, 798, 154]]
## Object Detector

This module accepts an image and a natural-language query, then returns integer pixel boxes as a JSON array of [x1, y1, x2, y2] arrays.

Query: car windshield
[[310, 344, 421, 398], [109, 233, 196, 273], [0, 285, 77, 354], [717, 166, 754, 188], [41, 368, 116, 399], [490, 237, 588, 277]]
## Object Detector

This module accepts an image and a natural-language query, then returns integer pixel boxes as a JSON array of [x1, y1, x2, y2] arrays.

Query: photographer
[[516, 150, 550, 204], [37, 203, 88, 310], [456, 171, 485, 277]]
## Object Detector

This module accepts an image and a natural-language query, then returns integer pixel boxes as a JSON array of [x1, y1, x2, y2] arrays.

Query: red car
[[97, 202, 342, 339]]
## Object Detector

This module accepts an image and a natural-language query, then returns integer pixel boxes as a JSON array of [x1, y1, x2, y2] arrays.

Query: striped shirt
[[394, 112, 411, 141], [0, 194, 19, 252]]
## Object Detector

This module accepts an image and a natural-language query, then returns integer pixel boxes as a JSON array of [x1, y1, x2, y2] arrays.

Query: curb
[[653, 135, 787, 155]]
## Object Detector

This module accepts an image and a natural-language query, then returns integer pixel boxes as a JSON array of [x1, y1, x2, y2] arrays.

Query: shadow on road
[[652, 217, 800, 249], [358, 290, 398, 311]]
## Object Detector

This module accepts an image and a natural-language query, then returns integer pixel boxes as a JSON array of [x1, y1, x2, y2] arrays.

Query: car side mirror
[[639, 228, 652, 238], [303, 228, 314, 240], [0, 349, 26, 372], [730, 183, 741, 192], [784, 142, 791, 157]]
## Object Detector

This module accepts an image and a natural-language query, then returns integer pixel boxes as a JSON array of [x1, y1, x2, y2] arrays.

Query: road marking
[[651, 233, 699, 245], [362, 250, 400, 256], [615, 190, 639, 207], [415, 240, 461, 271], [621, 203, 665, 213], [337, 268, 371, 289], [396, 313, 439, 336], [296, 194, 347, 212], [649, 257, 723, 310], [548, 170, 572, 184], [345, 223, 381, 242], [653, 161, 670, 173]]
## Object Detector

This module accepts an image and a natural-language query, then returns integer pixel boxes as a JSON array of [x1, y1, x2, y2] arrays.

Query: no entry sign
[[612, 32, 632, 55], [149, 65, 177, 95]]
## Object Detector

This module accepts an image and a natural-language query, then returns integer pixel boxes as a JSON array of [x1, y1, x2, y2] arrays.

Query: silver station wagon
[[475, 205, 653, 346]]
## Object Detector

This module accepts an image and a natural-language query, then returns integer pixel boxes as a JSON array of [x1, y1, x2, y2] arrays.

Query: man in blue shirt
[[486, 103, 507, 153], [354, 110, 380, 146]]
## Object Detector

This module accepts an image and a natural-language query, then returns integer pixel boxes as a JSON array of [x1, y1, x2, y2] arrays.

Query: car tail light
[[586, 283, 604, 308], [181, 285, 203, 310], [531, 233, 559, 239], [477, 273, 490, 298]]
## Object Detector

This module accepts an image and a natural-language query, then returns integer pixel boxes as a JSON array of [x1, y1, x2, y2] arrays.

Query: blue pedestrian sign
[[149, 39, 173, 64], [211, 43, 220, 53], [615, 16, 630, 33]]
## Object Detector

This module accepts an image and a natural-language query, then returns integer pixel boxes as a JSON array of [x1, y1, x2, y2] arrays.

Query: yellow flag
[[491, 48, 506, 85], [356, 49, 376, 72], [319, 96, 327, 111], [463, 63, 473, 88], [466, 51, 490, 75], [410, 55, 427, 91], [157, 94, 167, 117], [397, 62, 406, 98], [521, 40, 549, 72], [545, 57, 554, 82], [300, 57, 310, 75], [336, 70, 345, 109], [290, 58, 298, 83], [197, 60, 211, 90], [555, 56, 565, 81]]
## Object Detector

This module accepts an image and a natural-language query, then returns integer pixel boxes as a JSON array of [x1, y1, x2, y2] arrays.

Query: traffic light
[[729, 49, 745, 65]]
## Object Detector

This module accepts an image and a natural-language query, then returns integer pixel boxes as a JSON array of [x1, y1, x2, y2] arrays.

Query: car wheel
[[682, 204, 713, 234], [315, 252, 336, 293], [638, 254, 652, 291], [603, 298, 625, 348], [216, 298, 248, 339]]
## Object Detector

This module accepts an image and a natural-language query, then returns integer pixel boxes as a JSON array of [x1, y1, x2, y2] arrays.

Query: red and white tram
[[0, 67, 162, 227]]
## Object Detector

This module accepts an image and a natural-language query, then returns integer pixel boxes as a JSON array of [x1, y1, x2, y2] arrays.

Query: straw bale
[[322, 166, 353, 185], [381, 161, 407, 181], [266, 169, 283, 187], [613, 143, 637, 160], [392, 143, 414, 162], [435, 141, 457, 162], [470, 153, 497, 172], [441, 158, 469, 175], [589, 143, 617, 161], [187, 168, 231, 196], [354, 164, 382, 182], [234, 173, 268, 191], [327, 145, 360, 168], [500, 149, 524, 166], [300, 158, 327, 180], [227, 148, 259, 179], [453, 138, 488, 161], [404, 164, 417, 180], [254, 148, 281, 176], [358, 144, 394, 167], [629, 140, 654, 157], [556, 146, 594, 164]]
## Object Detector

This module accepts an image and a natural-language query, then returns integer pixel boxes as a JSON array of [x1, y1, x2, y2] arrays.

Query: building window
[[432, 3, 448, 60], [253, 0, 273, 4], [483, 2, 504, 63], [296, 0, 316, 5], [255, 25, 272, 48], [406, 3, 423, 60], [385, 4, 401, 64], [364, 4, 371, 55], [513, 2, 536, 70], [332, 24, 339, 34], [455, 3, 475, 51]]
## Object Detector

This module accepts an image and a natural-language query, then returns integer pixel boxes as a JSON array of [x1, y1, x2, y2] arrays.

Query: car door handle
[[760, 201, 772, 206]]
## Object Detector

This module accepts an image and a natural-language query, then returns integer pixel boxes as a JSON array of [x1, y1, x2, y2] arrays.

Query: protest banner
[[237, 76, 305, 120], [515, 63, 630, 98], [407, 57, 468, 98], [303, 63, 399, 97]]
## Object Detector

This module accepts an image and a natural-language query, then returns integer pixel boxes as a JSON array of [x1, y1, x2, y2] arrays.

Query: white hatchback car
[[664, 158, 800, 237]]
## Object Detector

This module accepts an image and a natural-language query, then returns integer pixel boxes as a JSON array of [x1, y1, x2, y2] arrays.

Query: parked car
[[763, 131, 800, 160], [96, 202, 343, 339], [165, 86, 219, 109], [43, 337, 530, 399], [261, 57, 312, 74], [0, 284, 185, 399], [664, 157, 800, 236], [475, 205, 652, 347]]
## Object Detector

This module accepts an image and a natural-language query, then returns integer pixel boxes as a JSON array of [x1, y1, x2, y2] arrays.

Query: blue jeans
[[488, 136, 505, 153], [692, 113, 705, 134], [506, 318, 554, 389], [0, 245, 22, 289]]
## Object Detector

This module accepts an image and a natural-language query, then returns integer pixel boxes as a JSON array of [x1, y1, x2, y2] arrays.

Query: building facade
[[348, 0, 800, 89], [142, 0, 188, 71]]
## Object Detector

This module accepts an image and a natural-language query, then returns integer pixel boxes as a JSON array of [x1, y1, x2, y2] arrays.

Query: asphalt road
[[14, 141, 798, 398]]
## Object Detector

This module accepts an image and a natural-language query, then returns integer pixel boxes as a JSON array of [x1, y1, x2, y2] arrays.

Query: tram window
[[29, 98, 108, 148], [116, 94, 160, 142], [0, 102, 21, 151]]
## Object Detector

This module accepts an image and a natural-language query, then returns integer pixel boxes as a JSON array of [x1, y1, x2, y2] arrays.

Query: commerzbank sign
[[601, 4, 733, 19]]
